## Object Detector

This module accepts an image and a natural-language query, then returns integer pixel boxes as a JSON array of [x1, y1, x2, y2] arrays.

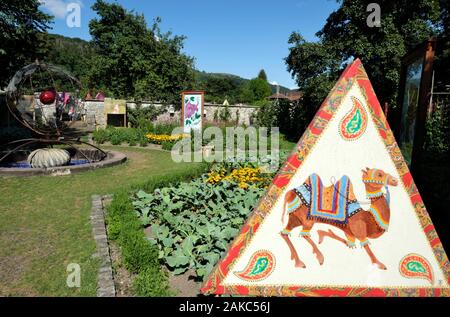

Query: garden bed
[[104, 154, 287, 296]]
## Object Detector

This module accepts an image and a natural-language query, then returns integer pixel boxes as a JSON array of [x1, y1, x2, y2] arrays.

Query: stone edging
[[91, 194, 115, 297], [0, 151, 127, 177]]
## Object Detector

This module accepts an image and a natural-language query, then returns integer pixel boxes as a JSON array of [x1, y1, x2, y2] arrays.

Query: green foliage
[[131, 161, 273, 280], [285, 0, 443, 115], [42, 33, 96, 94], [0, 0, 52, 88], [153, 122, 179, 135], [106, 163, 209, 295], [133, 266, 174, 296], [424, 100, 450, 158], [93, 127, 145, 146], [255, 99, 308, 140], [194, 71, 286, 105], [240, 78, 272, 104], [161, 141, 176, 151], [126, 105, 164, 131], [87, 0, 193, 102], [258, 69, 268, 82], [200, 76, 240, 104], [218, 105, 232, 122], [107, 190, 171, 296]]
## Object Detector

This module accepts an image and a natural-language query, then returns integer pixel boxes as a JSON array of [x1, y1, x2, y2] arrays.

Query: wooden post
[[410, 39, 436, 173]]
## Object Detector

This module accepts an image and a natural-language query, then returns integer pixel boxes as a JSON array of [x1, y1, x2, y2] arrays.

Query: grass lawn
[[0, 146, 201, 296]]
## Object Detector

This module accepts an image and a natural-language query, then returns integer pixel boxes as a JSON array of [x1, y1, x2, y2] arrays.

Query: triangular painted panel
[[201, 59, 450, 297]]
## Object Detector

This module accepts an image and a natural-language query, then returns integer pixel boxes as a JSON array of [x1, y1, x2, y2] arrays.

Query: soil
[[109, 240, 135, 297]]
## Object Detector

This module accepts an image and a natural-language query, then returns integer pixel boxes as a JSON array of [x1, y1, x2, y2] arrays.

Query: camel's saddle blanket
[[292, 174, 362, 225]]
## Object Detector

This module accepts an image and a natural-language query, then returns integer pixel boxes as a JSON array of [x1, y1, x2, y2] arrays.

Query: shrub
[[161, 141, 175, 151], [92, 128, 109, 144], [153, 122, 179, 135]]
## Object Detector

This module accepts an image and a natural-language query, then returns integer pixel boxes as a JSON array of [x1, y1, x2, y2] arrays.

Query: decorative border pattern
[[201, 59, 450, 297]]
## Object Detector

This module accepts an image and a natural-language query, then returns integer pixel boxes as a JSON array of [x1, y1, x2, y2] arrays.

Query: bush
[[153, 122, 179, 135], [93, 127, 144, 146], [127, 105, 163, 132], [133, 267, 173, 297], [161, 141, 175, 151], [92, 128, 109, 144]]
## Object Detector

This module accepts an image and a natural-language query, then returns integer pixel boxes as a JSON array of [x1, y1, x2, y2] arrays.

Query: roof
[[267, 91, 303, 101]]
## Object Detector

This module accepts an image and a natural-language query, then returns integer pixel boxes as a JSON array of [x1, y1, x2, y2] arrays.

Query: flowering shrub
[[146, 133, 189, 144], [205, 166, 269, 189]]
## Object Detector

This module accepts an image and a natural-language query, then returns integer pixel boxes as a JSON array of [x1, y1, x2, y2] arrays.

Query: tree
[[258, 69, 268, 82], [201, 76, 239, 103], [240, 78, 272, 104], [87, 0, 193, 103], [0, 0, 52, 88], [286, 0, 442, 116]]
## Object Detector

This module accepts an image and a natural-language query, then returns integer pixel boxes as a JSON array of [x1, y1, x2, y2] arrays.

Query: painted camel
[[280, 167, 398, 270]]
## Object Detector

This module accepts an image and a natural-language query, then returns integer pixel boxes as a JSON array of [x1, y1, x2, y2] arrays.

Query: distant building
[[268, 90, 303, 102]]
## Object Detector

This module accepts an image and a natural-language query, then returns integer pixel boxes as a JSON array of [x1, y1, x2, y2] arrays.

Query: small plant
[[161, 141, 175, 151]]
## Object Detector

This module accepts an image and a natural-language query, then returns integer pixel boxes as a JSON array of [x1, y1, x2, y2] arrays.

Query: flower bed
[[145, 133, 188, 145]]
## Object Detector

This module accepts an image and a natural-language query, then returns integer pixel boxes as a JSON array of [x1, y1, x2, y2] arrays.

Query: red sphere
[[39, 90, 56, 105]]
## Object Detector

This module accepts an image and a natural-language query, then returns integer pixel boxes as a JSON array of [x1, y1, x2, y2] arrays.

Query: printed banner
[[182, 91, 204, 133]]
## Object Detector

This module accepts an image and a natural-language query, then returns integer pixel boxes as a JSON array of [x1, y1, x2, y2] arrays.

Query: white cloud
[[270, 81, 278, 86], [39, 0, 83, 19]]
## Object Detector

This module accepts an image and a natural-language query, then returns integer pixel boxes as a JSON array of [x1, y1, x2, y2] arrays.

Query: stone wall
[[84, 101, 106, 129], [84, 100, 259, 129]]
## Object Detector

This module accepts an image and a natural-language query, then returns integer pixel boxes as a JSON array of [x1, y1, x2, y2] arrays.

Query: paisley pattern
[[339, 96, 368, 140], [400, 254, 434, 285], [234, 250, 275, 282]]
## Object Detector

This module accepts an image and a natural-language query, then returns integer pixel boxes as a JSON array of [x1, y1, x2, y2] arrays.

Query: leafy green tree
[[201, 76, 239, 103], [258, 69, 268, 82], [87, 0, 193, 103], [0, 0, 52, 88], [240, 78, 272, 104], [286, 0, 442, 116]]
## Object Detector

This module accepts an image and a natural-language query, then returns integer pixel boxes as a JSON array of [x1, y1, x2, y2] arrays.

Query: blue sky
[[39, 0, 340, 89]]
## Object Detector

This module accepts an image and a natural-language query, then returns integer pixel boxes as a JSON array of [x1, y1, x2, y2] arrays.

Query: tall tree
[[0, 0, 52, 88], [258, 69, 268, 82], [88, 0, 193, 103], [240, 77, 272, 104], [286, 0, 442, 115]]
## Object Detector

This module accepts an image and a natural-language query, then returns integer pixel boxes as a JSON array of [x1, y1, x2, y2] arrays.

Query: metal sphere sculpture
[[0, 61, 106, 166]]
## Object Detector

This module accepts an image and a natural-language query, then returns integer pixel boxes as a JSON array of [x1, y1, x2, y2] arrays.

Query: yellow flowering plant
[[206, 166, 271, 189], [146, 133, 189, 144]]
